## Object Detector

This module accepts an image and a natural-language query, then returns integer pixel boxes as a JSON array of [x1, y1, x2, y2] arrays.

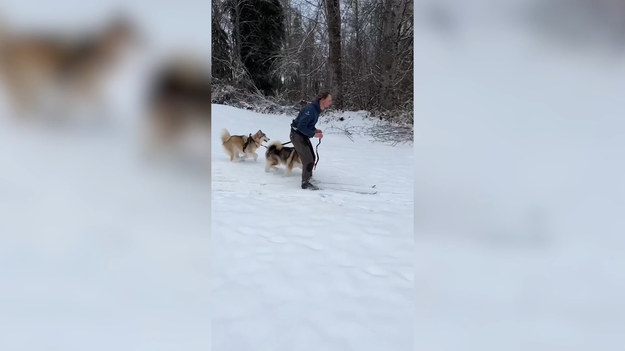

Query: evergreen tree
[[233, 0, 286, 95]]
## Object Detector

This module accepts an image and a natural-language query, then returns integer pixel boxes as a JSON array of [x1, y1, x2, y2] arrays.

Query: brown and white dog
[[221, 129, 269, 162], [146, 55, 211, 150], [0, 14, 136, 119], [264, 141, 302, 175]]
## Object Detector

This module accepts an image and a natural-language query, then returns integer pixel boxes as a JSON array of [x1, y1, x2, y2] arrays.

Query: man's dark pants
[[290, 129, 315, 183]]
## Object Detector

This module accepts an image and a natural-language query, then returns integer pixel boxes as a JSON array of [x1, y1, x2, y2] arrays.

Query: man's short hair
[[315, 91, 331, 101]]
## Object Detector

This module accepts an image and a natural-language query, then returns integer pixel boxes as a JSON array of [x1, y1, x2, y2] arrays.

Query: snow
[[211, 104, 414, 351], [415, 10, 625, 351]]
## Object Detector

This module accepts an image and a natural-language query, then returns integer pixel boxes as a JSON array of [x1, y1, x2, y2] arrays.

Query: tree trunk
[[325, 0, 343, 109], [353, 0, 362, 106], [380, 0, 397, 111]]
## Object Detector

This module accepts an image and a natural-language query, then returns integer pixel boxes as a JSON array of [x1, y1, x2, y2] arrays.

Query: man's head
[[316, 91, 332, 110]]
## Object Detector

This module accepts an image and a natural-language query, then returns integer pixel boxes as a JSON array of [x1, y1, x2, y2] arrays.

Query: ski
[[316, 183, 378, 195]]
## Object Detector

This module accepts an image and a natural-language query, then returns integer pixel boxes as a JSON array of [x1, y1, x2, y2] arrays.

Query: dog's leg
[[225, 146, 235, 161], [1, 71, 33, 120], [253, 152, 258, 161]]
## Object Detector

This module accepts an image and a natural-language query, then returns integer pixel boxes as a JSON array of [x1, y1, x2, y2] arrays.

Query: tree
[[232, 0, 286, 95], [324, 0, 343, 109], [212, 0, 413, 122], [212, 0, 231, 81]]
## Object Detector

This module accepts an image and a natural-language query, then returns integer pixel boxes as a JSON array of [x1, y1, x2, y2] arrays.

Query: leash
[[261, 141, 292, 149], [258, 134, 320, 169], [314, 137, 321, 170]]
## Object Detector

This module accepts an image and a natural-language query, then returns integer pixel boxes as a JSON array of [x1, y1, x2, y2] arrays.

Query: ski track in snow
[[211, 104, 414, 351]]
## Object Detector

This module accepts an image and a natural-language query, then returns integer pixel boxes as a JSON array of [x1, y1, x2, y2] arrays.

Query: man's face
[[320, 95, 332, 110]]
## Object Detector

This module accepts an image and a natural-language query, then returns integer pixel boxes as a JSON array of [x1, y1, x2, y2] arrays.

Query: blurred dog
[[146, 55, 211, 150], [0, 14, 137, 119], [221, 129, 269, 161], [265, 141, 302, 175]]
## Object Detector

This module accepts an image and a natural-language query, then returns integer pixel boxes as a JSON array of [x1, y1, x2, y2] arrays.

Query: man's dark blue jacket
[[291, 100, 320, 138]]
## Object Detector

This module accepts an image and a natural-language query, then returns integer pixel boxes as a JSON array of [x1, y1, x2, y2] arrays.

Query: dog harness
[[242, 133, 258, 152]]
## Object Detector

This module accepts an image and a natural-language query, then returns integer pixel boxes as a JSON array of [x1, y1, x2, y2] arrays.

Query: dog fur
[[0, 14, 136, 118], [264, 141, 302, 175], [146, 55, 211, 149], [221, 129, 269, 162]]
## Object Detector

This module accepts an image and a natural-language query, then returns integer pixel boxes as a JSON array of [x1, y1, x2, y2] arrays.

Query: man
[[290, 91, 332, 190]]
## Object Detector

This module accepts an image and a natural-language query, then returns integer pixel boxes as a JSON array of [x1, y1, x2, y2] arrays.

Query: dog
[[0, 14, 136, 119], [264, 141, 302, 175], [221, 129, 269, 161], [146, 55, 211, 149]]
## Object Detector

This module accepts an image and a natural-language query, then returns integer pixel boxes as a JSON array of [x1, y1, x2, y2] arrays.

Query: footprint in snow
[[267, 236, 287, 244], [297, 240, 324, 251], [237, 226, 256, 236], [363, 266, 389, 277]]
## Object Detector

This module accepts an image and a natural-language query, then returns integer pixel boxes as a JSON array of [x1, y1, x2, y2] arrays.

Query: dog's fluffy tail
[[265, 140, 283, 157], [221, 129, 231, 144], [268, 140, 283, 151]]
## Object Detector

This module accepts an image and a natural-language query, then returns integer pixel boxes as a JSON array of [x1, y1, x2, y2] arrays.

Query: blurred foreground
[[415, 1, 625, 350], [0, 2, 211, 350]]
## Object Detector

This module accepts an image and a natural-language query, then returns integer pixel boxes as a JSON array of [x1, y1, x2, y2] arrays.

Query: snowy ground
[[0, 115, 211, 351], [211, 104, 414, 351], [415, 7, 625, 350], [0, 2, 211, 350]]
